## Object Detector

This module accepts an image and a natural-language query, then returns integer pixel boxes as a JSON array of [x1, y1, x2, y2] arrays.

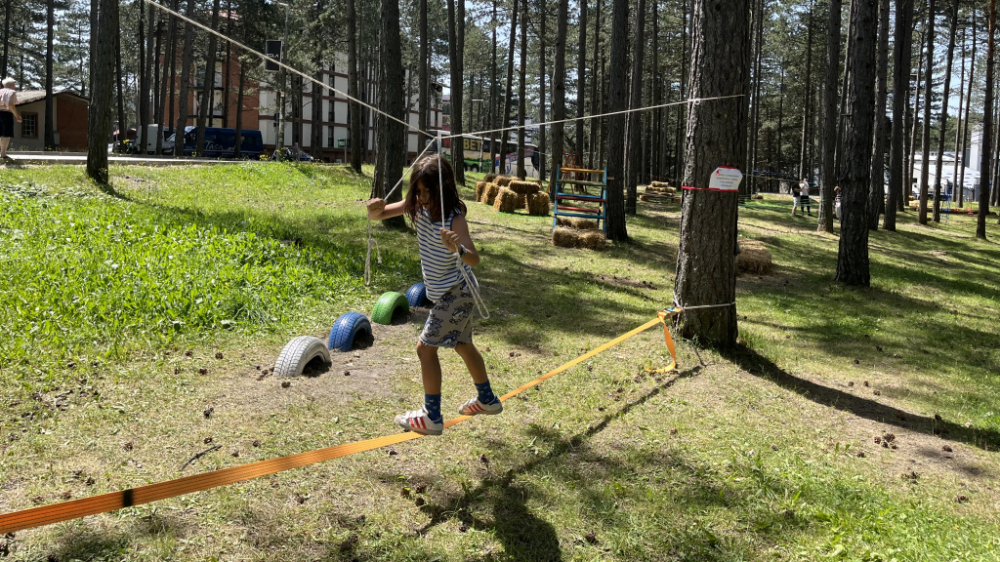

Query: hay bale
[[509, 180, 541, 195], [515, 192, 527, 209], [496, 176, 514, 187], [493, 188, 519, 213], [552, 227, 580, 248], [475, 181, 488, 201], [484, 173, 497, 182], [556, 216, 599, 230], [481, 183, 501, 206], [651, 181, 671, 189], [639, 194, 651, 202], [736, 240, 772, 275], [578, 230, 606, 251], [526, 192, 550, 215]]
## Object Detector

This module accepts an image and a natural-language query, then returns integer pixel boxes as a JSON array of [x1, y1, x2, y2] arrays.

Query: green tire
[[371, 291, 409, 325]]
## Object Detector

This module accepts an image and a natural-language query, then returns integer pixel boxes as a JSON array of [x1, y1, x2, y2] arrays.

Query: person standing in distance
[[0, 77, 23, 161]]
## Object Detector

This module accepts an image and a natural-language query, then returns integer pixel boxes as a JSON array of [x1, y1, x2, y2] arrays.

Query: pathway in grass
[[1, 170, 999, 560]]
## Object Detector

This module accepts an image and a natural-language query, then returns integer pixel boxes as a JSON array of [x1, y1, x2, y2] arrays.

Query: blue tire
[[328, 312, 373, 352], [405, 282, 428, 308]]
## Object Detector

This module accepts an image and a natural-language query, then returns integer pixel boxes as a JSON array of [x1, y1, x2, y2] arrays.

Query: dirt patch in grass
[[591, 274, 659, 291]]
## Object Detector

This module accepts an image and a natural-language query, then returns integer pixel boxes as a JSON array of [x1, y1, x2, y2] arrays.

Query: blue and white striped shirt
[[416, 208, 475, 302]]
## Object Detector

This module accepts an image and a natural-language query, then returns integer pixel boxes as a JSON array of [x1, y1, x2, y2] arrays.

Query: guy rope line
[[0, 310, 681, 534], [143, 0, 433, 139]]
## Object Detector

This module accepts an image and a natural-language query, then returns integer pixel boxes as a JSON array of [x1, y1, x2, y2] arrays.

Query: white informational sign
[[708, 166, 743, 192]]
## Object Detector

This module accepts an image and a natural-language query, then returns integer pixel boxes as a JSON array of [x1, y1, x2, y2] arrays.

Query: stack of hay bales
[[496, 176, 515, 187], [506, 180, 549, 216], [556, 217, 599, 229], [736, 239, 772, 275], [640, 181, 678, 203], [480, 183, 501, 206], [475, 180, 489, 201], [552, 218, 605, 250], [493, 188, 519, 213]]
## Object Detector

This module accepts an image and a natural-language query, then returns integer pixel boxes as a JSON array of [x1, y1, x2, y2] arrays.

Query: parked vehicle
[[165, 127, 265, 159], [136, 124, 174, 154]]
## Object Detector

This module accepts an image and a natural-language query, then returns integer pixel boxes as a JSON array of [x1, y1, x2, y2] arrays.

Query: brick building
[[7, 90, 89, 151]]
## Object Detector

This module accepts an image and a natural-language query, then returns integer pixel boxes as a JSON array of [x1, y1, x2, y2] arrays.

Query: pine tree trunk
[[625, 0, 646, 215], [221, 0, 231, 127], [834, 0, 877, 286], [919, 2, 936, 224], [604, 0, 629, 241], [234, 50, 245, 158], [576, 0, 586, 170], [549, 0, 569, 185], [175, 0, 196, 155], [798, 2, 813, 182], [44, 0, 55, 149], [2, 0, 10, 77], [538, 0, 547, 181], [379, 0, 406, 229], [867, 0, 889, 230], [907, 26, 927, 203], [500, 1, 518, 175], [141, 1, 155, 151], [588, 1, 600, 170], [818, 0, 840, 231], [348, 0, 362, 171], [884, 0, 914, 230], [930, 0, 958, 222], [959, 14, 978, 208], [488, 0, 498, 173], [516, 0, 526, 178], [674, 0, 749, 348], [87, 0, 118, 184], [446, 0, 466, 184], [979, 0, 996, 239], [114, 20, 124, 152], [196, 0, 222, 156]]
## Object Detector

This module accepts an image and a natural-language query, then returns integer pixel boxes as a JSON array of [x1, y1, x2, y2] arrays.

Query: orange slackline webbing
[[0, 311, 679, 535]]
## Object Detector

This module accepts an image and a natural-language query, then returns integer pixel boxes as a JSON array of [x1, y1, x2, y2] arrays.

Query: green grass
[[1, 165, 999, 561]]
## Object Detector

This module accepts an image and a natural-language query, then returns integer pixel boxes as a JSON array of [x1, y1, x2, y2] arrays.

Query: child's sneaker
[[395, 408, 443, 436], [458, 397, 503, 416]]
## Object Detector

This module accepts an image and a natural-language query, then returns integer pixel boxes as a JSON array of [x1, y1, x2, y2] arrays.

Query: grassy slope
[[0, 165, 998, 561]]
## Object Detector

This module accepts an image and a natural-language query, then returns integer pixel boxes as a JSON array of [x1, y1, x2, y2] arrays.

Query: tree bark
[[348, 0, 362, 171], [196, 0, 222, 156], [379, 0, 406, 228], [418, 0, 428, 149], [488, 0, 498, 174], [44, 0, 54, 149], [834, 0, 877, 286], [175, 0, 197, 155], [918, 0, 935, 224], [978, 0, 996, 239], [959, 14, 977, 208], [538, 0, 547, 181], [550, 0, 569, 186], [931, 0, 959, 222], [603, 0, 629, 241], [819, 0, 841, 232], [867, 0, 889, 230], [446, 0, 466, 184], [907, 26, 927, 204], [674, 0, 749, 348], [114, 17, 124, 152], [625, 0, 646, 215], [576, 0, 586, 171], [516, 0, 526, 178], [87, 0, 118, 184], [500, 1, 518, 174], [884, 0, 914, 230], [588, 0, 600, 170], [2, 0, 10, 78], [798, 2, 814, 182]]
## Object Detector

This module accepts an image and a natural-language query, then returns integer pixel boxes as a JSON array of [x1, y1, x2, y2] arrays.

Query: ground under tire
[[273, 336, 332, 377], [370, 291, 409, 325], [328, 312, 373, 352], [404, 282, 428, 308]]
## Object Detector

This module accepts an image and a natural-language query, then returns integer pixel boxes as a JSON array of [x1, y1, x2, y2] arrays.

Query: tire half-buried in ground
[[274, 336, 332, 377], [328, 312, 374, 352], [404, 282, 428, 308], [370, 291, 410, 325]]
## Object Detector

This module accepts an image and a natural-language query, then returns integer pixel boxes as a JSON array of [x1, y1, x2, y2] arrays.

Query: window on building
[[328, 104, 335, 123], [21, 114, 37, 138], [327, 127, 334, 148]]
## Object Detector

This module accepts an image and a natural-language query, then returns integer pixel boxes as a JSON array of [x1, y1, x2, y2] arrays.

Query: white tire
[[274, 336, 332, 377]]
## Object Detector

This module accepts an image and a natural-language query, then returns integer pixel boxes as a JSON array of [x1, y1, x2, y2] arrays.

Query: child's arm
[[440, 215, 480, 268], [366, 198, 405, 221]]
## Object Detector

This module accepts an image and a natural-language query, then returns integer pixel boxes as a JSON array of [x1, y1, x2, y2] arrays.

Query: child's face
[[415, 180, 432, 209]]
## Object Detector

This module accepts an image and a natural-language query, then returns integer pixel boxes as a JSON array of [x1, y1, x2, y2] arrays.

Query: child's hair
[[404, 155, 467, 224]]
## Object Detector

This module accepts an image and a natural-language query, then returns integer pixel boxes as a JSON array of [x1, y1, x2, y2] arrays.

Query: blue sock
[[475, 381, 499, 405], [424, 393, 442, 422]]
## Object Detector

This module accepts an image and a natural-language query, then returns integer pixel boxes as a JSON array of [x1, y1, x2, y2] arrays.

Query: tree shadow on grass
[[722, 343, 1000, 451], [386, 366, 704, 562]]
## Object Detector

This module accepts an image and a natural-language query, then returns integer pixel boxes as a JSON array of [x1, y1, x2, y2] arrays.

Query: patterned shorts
[[419, 280, 476, 348]]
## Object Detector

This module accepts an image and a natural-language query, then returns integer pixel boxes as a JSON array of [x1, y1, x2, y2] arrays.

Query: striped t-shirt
[[416, 208, 475, 302]]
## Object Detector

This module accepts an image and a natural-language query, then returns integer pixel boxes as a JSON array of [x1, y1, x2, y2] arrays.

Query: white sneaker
[[395, 408, 443, 436], [458, 397, 504, 416]]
